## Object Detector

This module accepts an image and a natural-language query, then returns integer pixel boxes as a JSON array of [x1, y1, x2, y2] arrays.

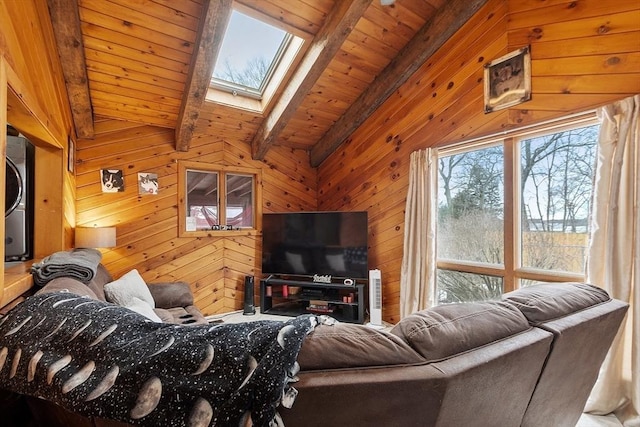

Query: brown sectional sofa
[[284, 282, 628, 427], [2, 282, 628, 427]]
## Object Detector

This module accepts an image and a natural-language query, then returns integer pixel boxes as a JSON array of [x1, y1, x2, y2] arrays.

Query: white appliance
[[5, 134, 33, 261], [367, 269, 383, 328]]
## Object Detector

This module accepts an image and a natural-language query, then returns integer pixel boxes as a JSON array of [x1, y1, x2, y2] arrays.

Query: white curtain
[[585, 94, 640, 425], [400, 148, 438, 318]]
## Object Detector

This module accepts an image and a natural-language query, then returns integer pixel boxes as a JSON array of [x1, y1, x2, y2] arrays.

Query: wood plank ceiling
[[50, 0, 485, 166]]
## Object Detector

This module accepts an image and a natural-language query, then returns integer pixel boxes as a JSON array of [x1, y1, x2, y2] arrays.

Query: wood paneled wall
[[317, 0, 640, 323], [76, 117, 316, 315], [0, 0, 76, 305]]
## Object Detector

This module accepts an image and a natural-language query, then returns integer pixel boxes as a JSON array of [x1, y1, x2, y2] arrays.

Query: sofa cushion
[[298, 323, 424, 370], [502, 282, 610, 325], [390, 301, 529, 360], [165, 306, 208, 325], [153, 307, 175, 323], [103, 269, 155, 308], [147, 282, 194, 308]]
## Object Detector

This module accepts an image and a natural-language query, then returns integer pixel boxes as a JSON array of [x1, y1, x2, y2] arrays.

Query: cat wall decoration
[[138, 173, 159, 195], [100, 169, 125, 193]]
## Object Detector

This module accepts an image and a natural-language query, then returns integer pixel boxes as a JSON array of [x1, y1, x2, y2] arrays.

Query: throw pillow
[[146, 282, 194, 308], [125, 296, 162, 322], [104, 269, 155, 308]]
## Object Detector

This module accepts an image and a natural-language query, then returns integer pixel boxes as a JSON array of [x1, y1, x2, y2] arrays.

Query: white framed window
[[436, 114, 600, 304]]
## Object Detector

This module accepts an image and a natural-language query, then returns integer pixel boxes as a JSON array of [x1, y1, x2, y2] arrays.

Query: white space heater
[[367, 269, 383, 328]]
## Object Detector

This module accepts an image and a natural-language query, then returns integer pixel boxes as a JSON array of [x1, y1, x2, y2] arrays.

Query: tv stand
[[260, 277, 365, 324]]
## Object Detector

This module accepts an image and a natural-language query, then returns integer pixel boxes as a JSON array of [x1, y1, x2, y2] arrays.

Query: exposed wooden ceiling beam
[[251, 0, 373, 160], [175, 0, 233, 152], [309, 0, 490, 167], [47, 0, 94, 139]]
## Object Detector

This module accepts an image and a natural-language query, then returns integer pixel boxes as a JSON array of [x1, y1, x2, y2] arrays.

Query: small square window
[[179, 162, 261, 236]]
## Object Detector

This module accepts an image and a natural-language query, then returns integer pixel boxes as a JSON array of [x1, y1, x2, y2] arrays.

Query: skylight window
[[212, 10, 291, 99]]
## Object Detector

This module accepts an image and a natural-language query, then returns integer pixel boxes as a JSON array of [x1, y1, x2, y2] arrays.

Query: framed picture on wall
[[101, 169, 125, 193], [138, 172, 159, 195], [484, 46, 531, 113], [67, 138, 75, 173]]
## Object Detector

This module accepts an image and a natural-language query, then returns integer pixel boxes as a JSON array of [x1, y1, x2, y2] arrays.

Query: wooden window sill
[[1, 260, 37, 311]]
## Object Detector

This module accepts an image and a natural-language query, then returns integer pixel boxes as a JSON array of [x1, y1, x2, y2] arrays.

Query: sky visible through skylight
[[213, 10, 287, 90]]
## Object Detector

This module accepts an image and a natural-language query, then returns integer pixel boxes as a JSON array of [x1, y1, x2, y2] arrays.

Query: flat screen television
[[262, 211, 368, 280]]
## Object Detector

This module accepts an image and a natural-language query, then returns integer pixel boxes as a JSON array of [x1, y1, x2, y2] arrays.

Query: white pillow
[[104, 269, 155, 308], [125, 297, 162, 322]]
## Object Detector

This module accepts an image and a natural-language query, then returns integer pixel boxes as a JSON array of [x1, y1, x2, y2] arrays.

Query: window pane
[[520, 124, 598, 274], [187, 170, 218, 230], [226, 174, 253, 228], [436, 269, 503, 304], [437, 145, 504, 264], [213, 10, 287, 91]]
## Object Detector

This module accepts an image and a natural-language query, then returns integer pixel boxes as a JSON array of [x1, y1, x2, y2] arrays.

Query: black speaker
[[243, 276, 256, 315]]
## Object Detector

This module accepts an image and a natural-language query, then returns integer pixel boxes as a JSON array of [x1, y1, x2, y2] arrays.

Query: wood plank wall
[[0, 0, 75, 303], [76, 116, 316, 316], [317, 0, 640, 323]]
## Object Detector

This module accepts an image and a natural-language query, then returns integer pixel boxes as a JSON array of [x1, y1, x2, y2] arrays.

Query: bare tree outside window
[[520, 125, 598, 273], [213, 56, 270, 90], [436, 123, 599, 304]]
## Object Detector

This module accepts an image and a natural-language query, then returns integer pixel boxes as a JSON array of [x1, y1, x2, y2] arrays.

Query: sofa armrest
[[146, 281, 194, 309], [36, 277, 99, 300]]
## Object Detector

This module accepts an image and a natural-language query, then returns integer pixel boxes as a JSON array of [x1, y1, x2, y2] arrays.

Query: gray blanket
[[30, 248, 102, 286], [0, 292, 318, 426]]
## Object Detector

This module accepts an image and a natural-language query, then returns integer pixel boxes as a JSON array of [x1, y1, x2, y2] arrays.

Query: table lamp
[[75, 226, 117, 248]]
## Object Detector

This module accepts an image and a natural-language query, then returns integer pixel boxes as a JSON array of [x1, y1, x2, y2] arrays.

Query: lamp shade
[[75, 227, 117, 248]]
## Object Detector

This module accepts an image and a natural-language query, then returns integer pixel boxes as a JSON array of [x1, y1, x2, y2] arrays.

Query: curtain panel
[[400, 148, 437, 318], [585, 94, 639, 424]]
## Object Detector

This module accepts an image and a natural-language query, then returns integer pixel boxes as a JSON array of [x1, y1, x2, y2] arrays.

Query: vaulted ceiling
[[48, 0, 487, 167]]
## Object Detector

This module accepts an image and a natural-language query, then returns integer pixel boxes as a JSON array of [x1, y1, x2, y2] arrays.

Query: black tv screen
[[262, 211, 368, 279]]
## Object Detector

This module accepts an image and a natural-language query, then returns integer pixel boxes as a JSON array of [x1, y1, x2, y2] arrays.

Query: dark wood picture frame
[[67, 137, 75, 173], [484, 46, 531, 113]]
